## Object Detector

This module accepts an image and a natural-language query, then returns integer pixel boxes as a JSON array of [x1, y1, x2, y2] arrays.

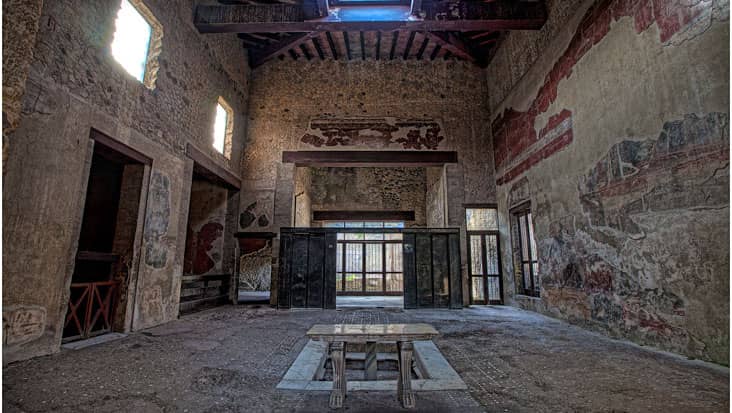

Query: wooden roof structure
[[195, 0, 547, 68]]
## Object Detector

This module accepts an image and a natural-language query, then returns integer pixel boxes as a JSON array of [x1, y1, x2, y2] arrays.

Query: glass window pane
[[519, 216, 529, 261], [364, 222, 384, 228], [345, 273, 362, 291], [386, 243, 402, 272], [471, 277, 485, 301], [384, 222, 405, 228], [532, 263, 540, 293], [466, 208, 498, 231], [364, 233, 384, 240], [365, 273, 382, 292], [469, 235, 483, 275], [528, 213, 538, 261], [386, 273, 402, 292], [345, 222, 364, 228], [487, 277, 500, 301], [345, 233, 365, 240], [484, 235, 499, 275], [325, 222, 345, 228], [336, 273, 343, 291], [345, 244, 362, 272], [337, 233, 344, 240], [365, 244, 382, 272], [522, 263, 532, 291], [384, 233, 403, 240]]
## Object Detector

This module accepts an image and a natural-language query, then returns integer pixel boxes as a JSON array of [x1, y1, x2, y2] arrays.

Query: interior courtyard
[[2, 0, 730, 411]]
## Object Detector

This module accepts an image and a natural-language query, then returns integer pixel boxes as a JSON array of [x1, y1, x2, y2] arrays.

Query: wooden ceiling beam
[[415, 35, 429, 60], [195, 2, 547, 33], [311, 36, 325, 59], [424, 32, 475, 62], [325, 31, 339, 59], [389, 31, 399, 60], [249, 32, 314, 67]]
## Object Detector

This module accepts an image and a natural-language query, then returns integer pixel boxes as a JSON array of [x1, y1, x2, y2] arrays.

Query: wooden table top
[[306, 323, 439, 342]]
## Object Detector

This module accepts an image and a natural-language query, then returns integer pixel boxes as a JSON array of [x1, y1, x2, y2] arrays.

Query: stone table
[[306, 323, 439, 409]]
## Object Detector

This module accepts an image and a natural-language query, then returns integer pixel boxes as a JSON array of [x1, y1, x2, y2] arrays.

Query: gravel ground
[[3, 305, 728, 412]]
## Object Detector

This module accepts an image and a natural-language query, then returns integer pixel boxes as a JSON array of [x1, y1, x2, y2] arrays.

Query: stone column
[[397, 340, 416, 408], [329, 341, 346, 408]]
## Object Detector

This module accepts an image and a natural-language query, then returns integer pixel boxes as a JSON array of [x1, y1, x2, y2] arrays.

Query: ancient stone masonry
[[301, 118, 445, 150], [307, 167, 428, 226]]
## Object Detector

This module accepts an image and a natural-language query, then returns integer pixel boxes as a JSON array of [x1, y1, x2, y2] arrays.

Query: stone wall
[[2, 0, 44, 160], [308, 166, 428, 227], [3, 0, 249, 363], [487, 0, 730, 364], [425, 166, 447, 227], [293, 166, 312, 227], [242, 59, 493, 305]]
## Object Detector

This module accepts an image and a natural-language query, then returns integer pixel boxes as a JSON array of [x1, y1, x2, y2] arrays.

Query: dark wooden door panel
[[448, 232, 463, 309], [431, 234, 450, 308], [277, 234, 292, 308], [290, 234, 309, 308], [323, 233, 338, 309], [402, 233, 417, 309], [307, 234, 325, 308], [415, 233, 433, 308]]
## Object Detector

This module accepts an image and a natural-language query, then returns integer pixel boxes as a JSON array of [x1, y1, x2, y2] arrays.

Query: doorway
[[63, 133, 148, 342], [329, 222, 405, 308], [466, 206, 503, 305]]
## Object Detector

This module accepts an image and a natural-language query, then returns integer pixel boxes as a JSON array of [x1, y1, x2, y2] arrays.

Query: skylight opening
[[111, 0, 152, 83]]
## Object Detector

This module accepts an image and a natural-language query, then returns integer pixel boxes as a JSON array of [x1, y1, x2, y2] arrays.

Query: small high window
[[213, 98, 234, 158], [111, 0, 162, 89]]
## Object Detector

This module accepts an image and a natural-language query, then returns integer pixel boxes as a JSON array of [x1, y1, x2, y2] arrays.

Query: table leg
[[397, 341, 416, 408], [364, 341, 377, 380], [329, 341, 346, 409]]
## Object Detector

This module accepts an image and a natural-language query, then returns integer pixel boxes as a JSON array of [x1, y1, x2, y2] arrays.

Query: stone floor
[[336, 296, 404, 308], [3, 305, 729, 412]]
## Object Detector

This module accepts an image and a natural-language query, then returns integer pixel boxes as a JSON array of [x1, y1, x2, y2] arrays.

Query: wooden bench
[[306, 323, 439, 409]]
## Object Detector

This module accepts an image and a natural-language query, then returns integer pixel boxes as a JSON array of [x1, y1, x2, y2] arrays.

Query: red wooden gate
[[64, 281, 119, 340]]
